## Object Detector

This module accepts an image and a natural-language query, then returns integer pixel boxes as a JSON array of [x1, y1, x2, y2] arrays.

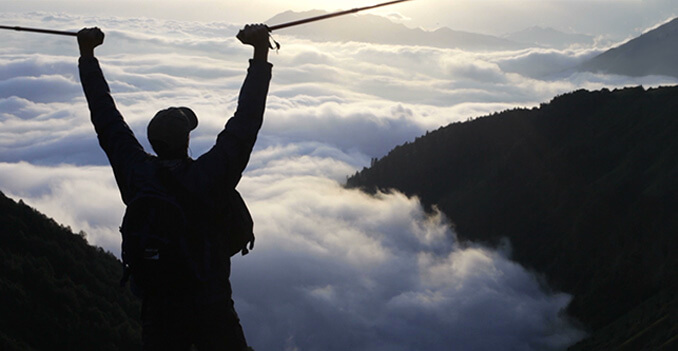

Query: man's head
[[147, 107, 198, 159]]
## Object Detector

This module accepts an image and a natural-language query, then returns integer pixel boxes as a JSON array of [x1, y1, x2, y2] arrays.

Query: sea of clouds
[[2, 12, 677, 351]]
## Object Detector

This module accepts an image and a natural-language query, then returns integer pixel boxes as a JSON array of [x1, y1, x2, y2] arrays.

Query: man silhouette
[[77, 24, 272, 351]]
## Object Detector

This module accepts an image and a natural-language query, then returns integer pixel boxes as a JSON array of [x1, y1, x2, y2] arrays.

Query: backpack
[[119, 194, 191, 295], [119, 166, 255, 294]]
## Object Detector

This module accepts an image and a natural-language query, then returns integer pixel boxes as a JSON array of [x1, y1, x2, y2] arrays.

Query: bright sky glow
[[2, 0, 676, 38]]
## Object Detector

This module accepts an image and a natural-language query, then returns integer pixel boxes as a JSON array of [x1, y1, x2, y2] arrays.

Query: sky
[[1, 1, 677, 350], [3, 0, 678, 38]]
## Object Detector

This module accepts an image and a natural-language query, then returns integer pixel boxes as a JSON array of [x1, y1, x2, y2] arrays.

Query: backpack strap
[[156, 166, 255, 257], [120, 264, 132, 288]]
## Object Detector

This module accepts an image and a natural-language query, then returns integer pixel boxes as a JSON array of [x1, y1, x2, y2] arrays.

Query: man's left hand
[[78, 27, 104, 58]]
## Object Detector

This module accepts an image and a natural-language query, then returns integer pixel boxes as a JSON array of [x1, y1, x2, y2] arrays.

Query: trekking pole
[[267, 0, 414, 31], [2, 0, 414, 37], [0, 25, 78, 36], [2, 0, 414, 45]]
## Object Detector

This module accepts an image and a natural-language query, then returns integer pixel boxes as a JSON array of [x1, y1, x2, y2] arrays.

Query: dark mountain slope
[[580, 17, 678, 78], [0, 191, 141, 350], [347, 86, 678, 349]]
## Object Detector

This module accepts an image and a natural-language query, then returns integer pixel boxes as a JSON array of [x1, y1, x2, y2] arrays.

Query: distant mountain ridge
[[504, 26, 595, 49], [347, 86, 678, 350], [580, 17, 678, 78], [267, 10, 531, 50]]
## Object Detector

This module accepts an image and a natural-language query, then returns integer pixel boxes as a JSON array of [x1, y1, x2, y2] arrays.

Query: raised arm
[[190, 24, 273, 192], [78, 27, 147, 203]]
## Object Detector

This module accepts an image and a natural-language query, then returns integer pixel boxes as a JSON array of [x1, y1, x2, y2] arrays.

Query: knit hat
[[147, 107, 198, 153]]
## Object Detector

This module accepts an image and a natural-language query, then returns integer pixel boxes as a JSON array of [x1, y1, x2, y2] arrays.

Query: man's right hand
[[77, 27, 104, 58], [236, 24, 270, 49], [237, 24, 270, 63]]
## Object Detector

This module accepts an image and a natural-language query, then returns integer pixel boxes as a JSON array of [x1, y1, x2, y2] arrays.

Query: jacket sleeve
[[79, 57, 148, 203], [189, 59, 273, 193]]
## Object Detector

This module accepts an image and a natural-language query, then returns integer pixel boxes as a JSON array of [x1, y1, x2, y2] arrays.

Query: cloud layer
[[2, 11, 677, 351], [0, 152, 587, 351], [234, 169, 584, 351]]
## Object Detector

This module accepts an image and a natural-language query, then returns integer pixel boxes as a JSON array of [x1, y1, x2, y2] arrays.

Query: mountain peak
[[641, 16, 678, 35], [580, 16, 678, 78]]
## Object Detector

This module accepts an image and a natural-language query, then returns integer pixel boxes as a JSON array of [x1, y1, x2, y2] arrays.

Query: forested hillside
[[347, 86, 678, 350], [0, 191, 141, 350]]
